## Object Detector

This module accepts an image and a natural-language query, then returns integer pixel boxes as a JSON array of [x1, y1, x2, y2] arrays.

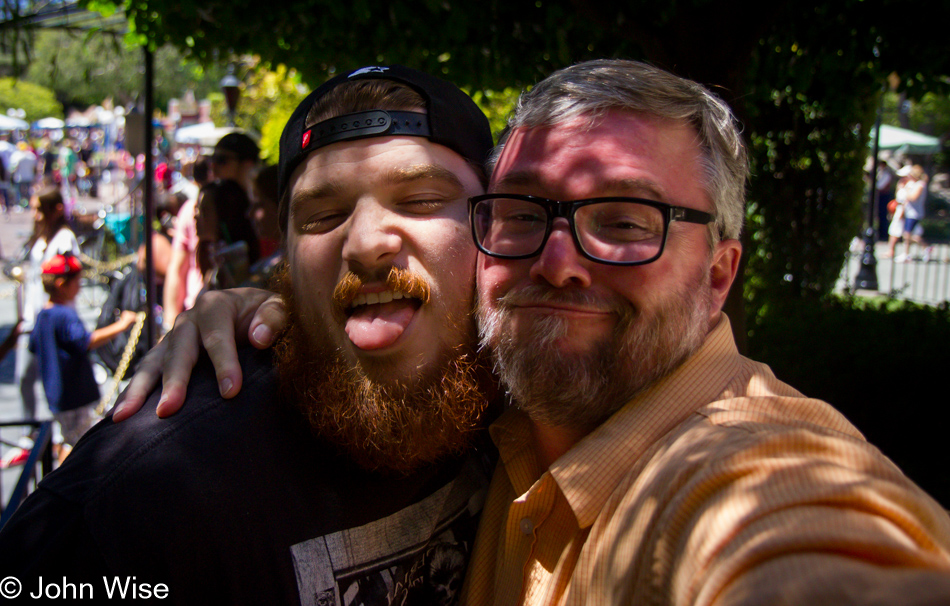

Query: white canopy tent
[[871, 124, 942, 155], [0, 114, 29, 131], [173, 123, 253, 154], [34, 116, 65, 130]]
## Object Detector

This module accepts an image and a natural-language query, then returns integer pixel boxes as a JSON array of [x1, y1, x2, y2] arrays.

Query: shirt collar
[[490, 315, 743, 528]]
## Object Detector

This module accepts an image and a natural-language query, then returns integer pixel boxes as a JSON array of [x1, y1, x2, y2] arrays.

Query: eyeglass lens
[[473, 197, 667, 264]]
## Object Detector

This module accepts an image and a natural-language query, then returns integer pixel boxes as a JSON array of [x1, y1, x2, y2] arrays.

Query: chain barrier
[[79, 251, 138, 279], [96, 311, 147, 416]]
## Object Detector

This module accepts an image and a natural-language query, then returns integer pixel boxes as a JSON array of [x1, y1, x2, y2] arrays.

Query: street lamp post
[[854, 89, 885, 293], [220, 65, 240, 127]]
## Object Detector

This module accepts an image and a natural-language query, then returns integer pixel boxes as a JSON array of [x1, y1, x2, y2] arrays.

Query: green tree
[[204, 61, 310, 163], [0, 76, 62, 121], [743, 3, 882, 327], [883, 89, 950, 139], [467, 87, 522, 141], [23, 29, 225, 110], [75, 0, 950, 339]]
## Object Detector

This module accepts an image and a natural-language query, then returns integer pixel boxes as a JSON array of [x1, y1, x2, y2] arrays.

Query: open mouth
[[348, 290, 413, 308], [344, 290, 425, 351]]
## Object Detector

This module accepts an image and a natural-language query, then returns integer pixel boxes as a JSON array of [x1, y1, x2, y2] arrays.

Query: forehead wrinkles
[[492, 114, 705, 208]]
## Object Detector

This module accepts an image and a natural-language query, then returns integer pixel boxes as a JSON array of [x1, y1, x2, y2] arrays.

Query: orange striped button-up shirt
[[461, 316, 950, 606]]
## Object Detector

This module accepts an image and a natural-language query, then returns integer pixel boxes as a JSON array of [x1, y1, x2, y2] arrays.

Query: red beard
[[272, 264, 496, 474]]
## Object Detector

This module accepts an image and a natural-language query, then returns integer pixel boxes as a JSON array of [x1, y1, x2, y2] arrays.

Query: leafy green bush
[[748, 296, 950, 505], [0, 77, 62, 122]]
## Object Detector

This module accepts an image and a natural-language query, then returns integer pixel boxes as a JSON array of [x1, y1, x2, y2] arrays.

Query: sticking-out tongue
[[345, 300, 418, 350]]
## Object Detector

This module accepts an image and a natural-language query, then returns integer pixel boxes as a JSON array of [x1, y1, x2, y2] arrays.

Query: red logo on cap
[[302, 129, 311, 149]]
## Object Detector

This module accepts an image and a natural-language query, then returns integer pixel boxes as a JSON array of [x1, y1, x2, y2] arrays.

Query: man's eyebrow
[[384, 163, 466, 191], [489, 170, 537, 192], [491, 171, 671, 202], [289, 182, 344, 214], [603, 178, 670, 202]]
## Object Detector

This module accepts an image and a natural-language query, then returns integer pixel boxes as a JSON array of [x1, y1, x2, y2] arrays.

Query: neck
[[530, 421, 589, 471]]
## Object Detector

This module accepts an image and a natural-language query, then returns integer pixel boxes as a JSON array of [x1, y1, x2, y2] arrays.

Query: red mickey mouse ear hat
[[41, 252, 83, 276]]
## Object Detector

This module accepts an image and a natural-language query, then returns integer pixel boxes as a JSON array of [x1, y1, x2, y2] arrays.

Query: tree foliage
[[74, 0, 950, 329], [743, 3, 882, 325], [883, 89, 950, 139], [207, 61, 310, 163], [82, 0, 642, 90], [0, 76, 62, 120], [22, 29, 225, 111]]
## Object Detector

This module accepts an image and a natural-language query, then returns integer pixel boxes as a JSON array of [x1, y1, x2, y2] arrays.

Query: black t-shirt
[[0, 348, 496, 605]]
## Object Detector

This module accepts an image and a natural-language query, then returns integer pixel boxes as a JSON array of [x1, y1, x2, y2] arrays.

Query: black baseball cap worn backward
[[277, 65, 494, 229]]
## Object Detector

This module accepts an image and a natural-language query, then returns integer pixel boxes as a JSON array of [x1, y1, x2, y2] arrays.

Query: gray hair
[[490, 59, 748, 242]]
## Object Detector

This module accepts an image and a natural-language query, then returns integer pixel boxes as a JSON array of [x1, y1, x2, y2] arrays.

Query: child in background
[[28, 253, 137, 461]]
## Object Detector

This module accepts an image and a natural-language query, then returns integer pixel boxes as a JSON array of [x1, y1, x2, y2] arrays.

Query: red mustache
[[332, 267, 432, 314]]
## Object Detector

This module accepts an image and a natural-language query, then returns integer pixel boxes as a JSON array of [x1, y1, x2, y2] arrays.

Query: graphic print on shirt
[[291, 458, 487, 606]]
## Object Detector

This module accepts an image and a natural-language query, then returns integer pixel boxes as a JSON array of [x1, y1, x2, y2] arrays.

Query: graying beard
[[478, 280, 711, 431]]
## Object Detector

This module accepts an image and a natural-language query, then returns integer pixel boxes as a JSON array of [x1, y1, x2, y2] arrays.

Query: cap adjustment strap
[[303, 110, 430, 151]]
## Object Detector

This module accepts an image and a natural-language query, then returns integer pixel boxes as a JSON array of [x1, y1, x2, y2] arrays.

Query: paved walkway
[[838, 238, 950, 305]]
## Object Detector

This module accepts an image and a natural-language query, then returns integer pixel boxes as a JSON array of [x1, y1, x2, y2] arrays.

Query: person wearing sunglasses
[[208, 132, 260, 195]]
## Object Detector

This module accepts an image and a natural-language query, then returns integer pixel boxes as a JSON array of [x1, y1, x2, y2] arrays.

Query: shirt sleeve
[[45, 227, 81, 259], [58, 309, 92, 353], [601, 415, 950, 606], [171, 199, 197, 252]]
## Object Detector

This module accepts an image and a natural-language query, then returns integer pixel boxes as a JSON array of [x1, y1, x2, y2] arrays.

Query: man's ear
[[708, 239, 742, 318]]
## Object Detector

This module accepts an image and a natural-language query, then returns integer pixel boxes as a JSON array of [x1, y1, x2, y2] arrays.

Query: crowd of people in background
[[0, 130, 120, 219], [1, 125, 283, 467]]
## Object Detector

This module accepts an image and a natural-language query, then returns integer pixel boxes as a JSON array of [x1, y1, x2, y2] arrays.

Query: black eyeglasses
[[469, 194, 715, 266]]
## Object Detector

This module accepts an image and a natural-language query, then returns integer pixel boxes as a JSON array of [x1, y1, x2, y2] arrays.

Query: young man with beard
[[0, 66, 498, 606], [124, 60, 950, 605]]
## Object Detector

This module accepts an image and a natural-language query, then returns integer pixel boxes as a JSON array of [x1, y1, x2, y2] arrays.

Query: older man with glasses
[[120, 60, 950, 605]]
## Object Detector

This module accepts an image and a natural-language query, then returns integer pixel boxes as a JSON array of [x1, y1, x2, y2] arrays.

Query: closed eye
[[399, 198, 451, 213], [299, 210, 349, 233]]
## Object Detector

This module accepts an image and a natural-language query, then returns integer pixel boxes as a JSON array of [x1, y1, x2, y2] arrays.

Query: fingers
[[180, 288, 276, 400], [112, 287, 277, 422], [248, 294, 289, 349], [197, 299, 242, 401], [156, 313, 208, 417], [112, 338, 168, 422]]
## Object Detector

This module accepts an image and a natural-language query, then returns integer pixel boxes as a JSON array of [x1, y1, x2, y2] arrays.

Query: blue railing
[[0, 420, 54, 529]]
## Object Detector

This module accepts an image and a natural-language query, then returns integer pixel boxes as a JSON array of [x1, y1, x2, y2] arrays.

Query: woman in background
[[194, 179, 260, 292]]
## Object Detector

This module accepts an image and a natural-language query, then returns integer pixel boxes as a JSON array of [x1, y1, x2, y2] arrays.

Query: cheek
[[288, 236, 339, 316], [426, 218, 477, 281], [476, 255, 522, 307]]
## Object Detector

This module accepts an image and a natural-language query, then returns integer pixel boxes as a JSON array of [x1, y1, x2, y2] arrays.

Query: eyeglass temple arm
[[671, 206, 715, 225]]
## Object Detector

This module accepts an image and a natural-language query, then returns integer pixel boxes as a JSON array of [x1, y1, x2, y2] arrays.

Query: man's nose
[[529, 219, 592, 288], [341, 202, 403, 270]]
